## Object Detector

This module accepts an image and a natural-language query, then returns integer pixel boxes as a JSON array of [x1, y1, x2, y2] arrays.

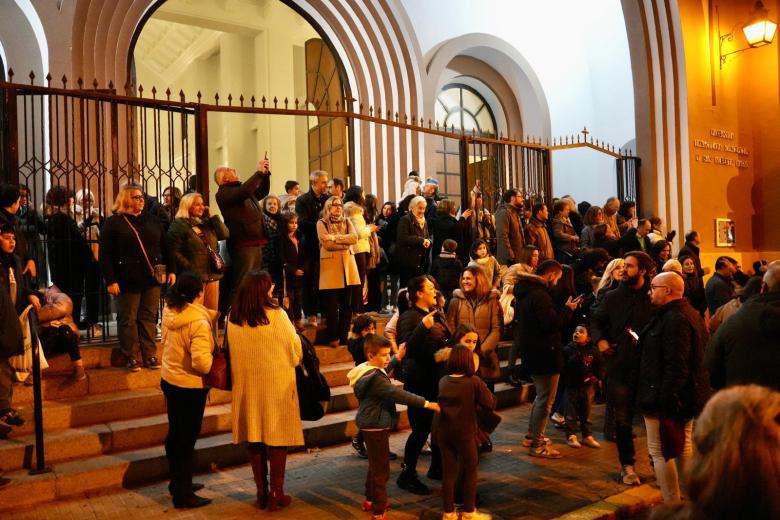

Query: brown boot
[[267, 446, 291, 511], [248, 443, 269, 509]]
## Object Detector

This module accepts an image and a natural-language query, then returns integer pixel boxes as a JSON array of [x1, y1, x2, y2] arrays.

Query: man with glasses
[[296, 170, 330, 326], [636, 272, 709, 502], [215, 158, 271, 310], [590, 250, 654, 486]]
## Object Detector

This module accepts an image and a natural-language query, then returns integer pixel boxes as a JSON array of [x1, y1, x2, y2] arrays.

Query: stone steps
[[0, 382, 532, 510]]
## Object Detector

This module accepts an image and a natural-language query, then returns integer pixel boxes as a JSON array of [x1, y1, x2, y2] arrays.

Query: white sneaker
[[461, 509, 492, 520], [582, 435, 601, 448], [621, 464, 641, 485], [567, 435, 581, 448], [522, 435, 551, 447], [551, 412, 565, 425]]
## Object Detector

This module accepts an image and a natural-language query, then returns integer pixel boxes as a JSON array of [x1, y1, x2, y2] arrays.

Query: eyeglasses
[[130, 195, 145, 201], [331, 203, 343, 207]]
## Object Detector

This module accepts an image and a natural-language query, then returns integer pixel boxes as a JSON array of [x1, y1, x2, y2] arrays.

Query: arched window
[[434, 83, 497, 203]]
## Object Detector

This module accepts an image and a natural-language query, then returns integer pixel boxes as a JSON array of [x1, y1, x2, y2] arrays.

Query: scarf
[[413, 213, 426, 228]]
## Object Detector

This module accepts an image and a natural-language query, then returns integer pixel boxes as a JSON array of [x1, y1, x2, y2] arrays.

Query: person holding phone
[[590, 251, 655, 485]]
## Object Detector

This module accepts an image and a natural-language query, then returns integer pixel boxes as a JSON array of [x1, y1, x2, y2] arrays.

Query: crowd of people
[[0, 164, 778, 520]]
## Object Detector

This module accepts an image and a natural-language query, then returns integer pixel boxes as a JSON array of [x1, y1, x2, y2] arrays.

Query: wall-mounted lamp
[[719, 1, 777, 68]]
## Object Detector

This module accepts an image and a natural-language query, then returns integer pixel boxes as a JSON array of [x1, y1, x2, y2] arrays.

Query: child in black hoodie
[[430, 239, 463, 302], [562, 324, 605, 449]]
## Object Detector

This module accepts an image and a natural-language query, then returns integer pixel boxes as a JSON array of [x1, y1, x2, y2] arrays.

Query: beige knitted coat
[[228, 307, 304, 446]]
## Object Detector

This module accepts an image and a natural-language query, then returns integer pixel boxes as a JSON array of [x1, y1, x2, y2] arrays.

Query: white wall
[[400, 0, 634, 203]]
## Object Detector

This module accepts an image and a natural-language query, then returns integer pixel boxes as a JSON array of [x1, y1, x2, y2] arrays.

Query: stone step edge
[[552, 484, 663, 520], [2, 382, 381, 470], [0, 384, 532, 511]]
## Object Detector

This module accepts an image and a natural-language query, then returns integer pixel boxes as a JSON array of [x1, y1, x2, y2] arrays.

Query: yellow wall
[[680, 0, 780, 267]]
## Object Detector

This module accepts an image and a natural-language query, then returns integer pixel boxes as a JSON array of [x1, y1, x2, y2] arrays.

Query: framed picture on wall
[[715, 218, 735, 247]]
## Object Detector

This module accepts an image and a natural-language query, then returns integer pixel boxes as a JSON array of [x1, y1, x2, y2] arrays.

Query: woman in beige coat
[[228, 270, 303, 511], [317, 196, 360, 347]]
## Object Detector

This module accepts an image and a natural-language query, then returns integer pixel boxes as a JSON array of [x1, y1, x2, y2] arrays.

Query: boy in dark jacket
[[430, 239, 463, 302], [561, 324, 604, 449], [347, 334, 440, 520]]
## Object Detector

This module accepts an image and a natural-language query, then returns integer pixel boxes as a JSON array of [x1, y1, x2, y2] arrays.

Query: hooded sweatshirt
[[161, 302, 217, 389], [348, 362, 426, 430]]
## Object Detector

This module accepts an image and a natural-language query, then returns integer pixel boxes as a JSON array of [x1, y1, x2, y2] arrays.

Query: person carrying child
[[562, 323, 605, 449], [437, 344, 496, 520], [347, 334, 440, 520]]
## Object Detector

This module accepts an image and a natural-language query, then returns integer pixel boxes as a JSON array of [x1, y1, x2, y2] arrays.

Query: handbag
[[194, 226, 227, 273], [204, 315, 231, 390], [296, 332, 331, 421]]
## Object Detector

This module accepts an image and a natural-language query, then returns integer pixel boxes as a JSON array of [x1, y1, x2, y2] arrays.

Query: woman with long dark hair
[[228, 271, 303, 511], [160, 271, 215, 509], [262, 195, 284, 297]]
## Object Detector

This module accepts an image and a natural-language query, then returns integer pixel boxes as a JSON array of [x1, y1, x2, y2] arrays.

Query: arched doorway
[[128, 0, 352, 198]]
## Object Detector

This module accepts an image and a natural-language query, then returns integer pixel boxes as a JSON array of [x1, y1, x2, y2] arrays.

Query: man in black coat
[[705, 256, 737, 316], [295, 170, 329, 325], [637, 272, 709, 502], [514, 260, 580, 458], [678, 230, 706, 278], [590, 250, 654, 486], [215, 158, 271, 308], [707, 261, 780, 391]]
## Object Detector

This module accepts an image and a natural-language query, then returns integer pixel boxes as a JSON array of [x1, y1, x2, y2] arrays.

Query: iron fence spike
[[239, 94, 244, 106], [295, 98, 299, 109], [93, 78, 99, 89], [274, 96, 278, 108], [369, 105, 373, 116], [179, 90, 185, 102], [335, 100, 340, 111], [262, 96, 266, 108], [214, 93, 219, 105], [285, 97, 289, 108], [77, 77, 83, 88], [108, 80, 115, 90], [29, 70, 35, 84], [45, 73, 52, 86], [228, 93, 233, 106], [7, 68, 13, 81], [197, 91, 202, 102]]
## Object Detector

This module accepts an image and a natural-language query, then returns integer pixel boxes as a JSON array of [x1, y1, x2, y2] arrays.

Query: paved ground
[[6, 402, 656, 520]]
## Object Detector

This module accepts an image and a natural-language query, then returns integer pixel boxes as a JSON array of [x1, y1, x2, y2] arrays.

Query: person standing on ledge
[[215, 157, 271, 309]]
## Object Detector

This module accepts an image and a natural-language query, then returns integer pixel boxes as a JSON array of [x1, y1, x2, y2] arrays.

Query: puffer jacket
[[167, 216, 229, 281], [349, 362, 426, 430], [636, 299, 710, 419], [446, 288, 502, 380], [348, 212, 372, 254], [37, 285, 78, 333], [512, 272, 571, 375], [161, 302, 217, 389]]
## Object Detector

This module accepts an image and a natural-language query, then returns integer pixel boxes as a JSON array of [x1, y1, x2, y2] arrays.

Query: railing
[[0, 70, 639, 343]]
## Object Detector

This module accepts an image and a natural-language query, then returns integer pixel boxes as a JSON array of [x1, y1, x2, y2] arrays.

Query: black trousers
[[403, 405, 441, 474], [440, 436, 479, 513], [161, 379, 209, 498], [302, 256, 320, 318], [563, 384, 595, 437], [352, 252, 368, 314], [608, 379, 636, 466], [363, 429, 390, 515], [320, 288, 352, 344]]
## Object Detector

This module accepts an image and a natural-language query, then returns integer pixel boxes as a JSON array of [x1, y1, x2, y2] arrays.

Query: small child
[[347, 314, 377, 366], [279, 213, 305, 329], [430, 239, 464, 301], [347, 314, 377, 458], [348, 335, 440, 520], [561, 324, 605, 449], [437, 345, 495, 520], [468, 239, 501, 289]]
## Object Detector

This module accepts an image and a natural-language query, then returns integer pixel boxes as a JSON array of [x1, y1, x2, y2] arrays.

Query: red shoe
[[362, 500, 391, 512]]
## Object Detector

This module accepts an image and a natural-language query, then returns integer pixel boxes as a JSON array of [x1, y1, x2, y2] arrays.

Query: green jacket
[[168, 216, 229, 281]]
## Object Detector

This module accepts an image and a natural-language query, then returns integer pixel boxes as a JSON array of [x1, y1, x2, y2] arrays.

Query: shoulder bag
[[204, 315, 231, 390], [194, 225, 227, 273], [123, 215, 166, 284]]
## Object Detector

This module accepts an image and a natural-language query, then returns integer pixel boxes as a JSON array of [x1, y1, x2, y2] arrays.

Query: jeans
[[161, 379, 209, 499], [302, 255, 320, 318], [643, 416, 693, 502], [608, 379, 637, 466], [116, 286, 160, 362], [563, 384, 595, 437], [440, 436, 479, 513], [528, 374, 560, 447], [363, 429, 390, 515]]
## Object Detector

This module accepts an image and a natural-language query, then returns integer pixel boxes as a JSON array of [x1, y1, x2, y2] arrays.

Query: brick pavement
[[5, 402, 655, 520]]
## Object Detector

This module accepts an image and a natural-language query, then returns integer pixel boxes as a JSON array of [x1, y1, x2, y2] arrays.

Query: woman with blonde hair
[[650, 385, 780, 520], [100, 184, 174, 371], [317, 196, 360, 347], [167, 192, 229, 311], [596, 258, 625, 295], [344, 200, 378, 314], [228, 271, 303, 511]]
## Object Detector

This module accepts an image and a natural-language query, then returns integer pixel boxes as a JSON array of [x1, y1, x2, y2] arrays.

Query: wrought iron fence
[[0, 70, 638, 342]]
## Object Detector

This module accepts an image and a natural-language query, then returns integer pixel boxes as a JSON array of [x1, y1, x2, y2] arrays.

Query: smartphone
[[627, 327, 639, 342], [575, 293, 586, 301]]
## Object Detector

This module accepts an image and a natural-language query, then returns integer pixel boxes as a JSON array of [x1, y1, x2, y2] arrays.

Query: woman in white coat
[[228, 270, 303, 511]]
